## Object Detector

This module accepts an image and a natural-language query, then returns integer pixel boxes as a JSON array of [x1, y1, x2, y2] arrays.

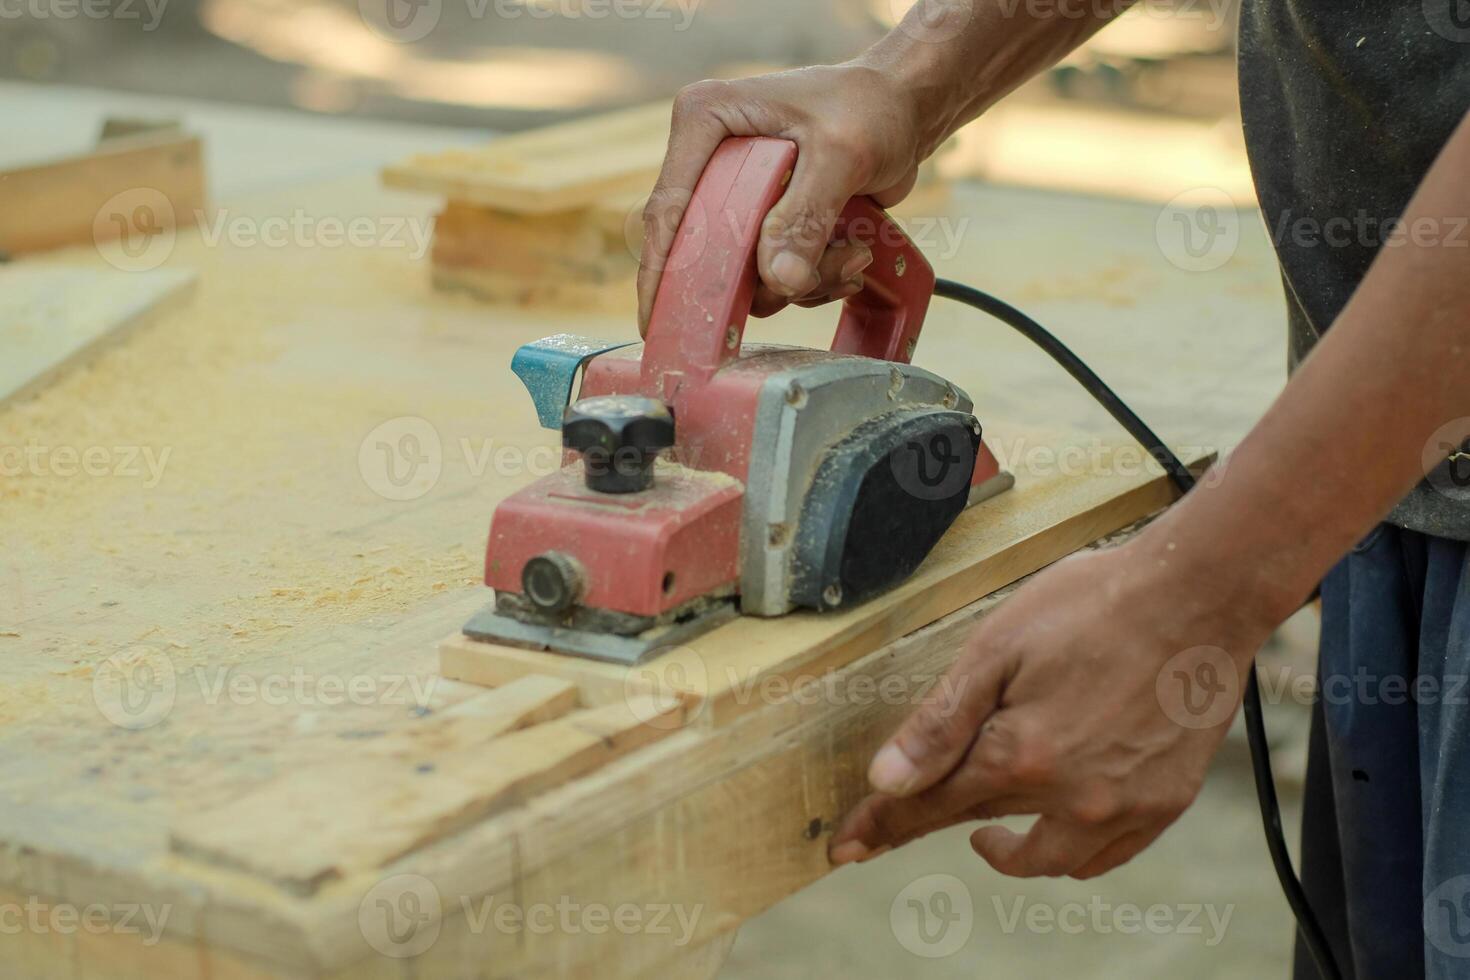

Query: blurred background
[[1, 0, 1241, 131]]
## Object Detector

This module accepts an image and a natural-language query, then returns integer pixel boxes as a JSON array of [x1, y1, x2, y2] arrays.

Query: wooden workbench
[[0, 86, 1287, 979]]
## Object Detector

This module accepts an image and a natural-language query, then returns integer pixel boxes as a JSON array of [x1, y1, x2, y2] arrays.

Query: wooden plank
[[0, 131, 206, 256], [0, 265, 197, 410], [428, 200, 636, 309], [170, 691, 683, 895], [440, 629, 649, 707], [382, 102, 674, 215], [442, 452, 1211, 726], [286, 569, 1070, 979]]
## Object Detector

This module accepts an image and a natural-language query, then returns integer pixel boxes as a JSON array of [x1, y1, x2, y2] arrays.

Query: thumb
[[757, 143, 861, 299], [868, 642, 1013, 797]]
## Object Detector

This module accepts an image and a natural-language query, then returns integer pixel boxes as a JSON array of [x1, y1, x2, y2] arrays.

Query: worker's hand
[[637, 63, 929, 335], [829, 531, 1280, 879]]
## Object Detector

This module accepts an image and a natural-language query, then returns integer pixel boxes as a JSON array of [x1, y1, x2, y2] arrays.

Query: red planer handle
[[641, 137, 935, 391]]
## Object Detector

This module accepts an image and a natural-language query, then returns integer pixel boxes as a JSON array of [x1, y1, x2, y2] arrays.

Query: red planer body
[[465, 137, 1011, 664]]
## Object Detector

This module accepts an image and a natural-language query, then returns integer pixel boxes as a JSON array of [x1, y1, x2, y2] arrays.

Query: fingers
[[756, 140, 864, 301], [831, 706, 1042, 859], [753, 240, 873, 318], [809, 240, 873, 298], [829, 790, 1035, 866], [870, 169, 919, 209], [1068, 827, 1165, 880], [750, 282, 793, 319], [637, 87, 732, 336], [970, 817, 1121, 879], [867, 639, 1016, 798]]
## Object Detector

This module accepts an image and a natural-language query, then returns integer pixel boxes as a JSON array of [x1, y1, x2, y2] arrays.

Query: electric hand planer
[[462, 136, 1012, 664]]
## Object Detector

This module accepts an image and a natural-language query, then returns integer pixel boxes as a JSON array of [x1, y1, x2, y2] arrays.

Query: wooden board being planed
[[440, 453, 1212, 727], [166, 437, 1208, 898]]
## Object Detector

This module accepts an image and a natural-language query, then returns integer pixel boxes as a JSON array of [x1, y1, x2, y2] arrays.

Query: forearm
[[1144, 110, 1470, 639], [860, 0, 1132, 159]]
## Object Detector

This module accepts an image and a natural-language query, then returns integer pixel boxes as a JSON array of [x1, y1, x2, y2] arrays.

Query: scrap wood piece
[[368, 673, 581, 756], [382, 101, 674, 216], [0, 265, 197, 410], [0, 124, 206, 257], [169, 685, 683, 895], [428, 200, 637, 310], [442, 450, 1215, 727]]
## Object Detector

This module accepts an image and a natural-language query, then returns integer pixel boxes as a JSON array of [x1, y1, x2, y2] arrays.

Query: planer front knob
[[562, 395, 675, 494]]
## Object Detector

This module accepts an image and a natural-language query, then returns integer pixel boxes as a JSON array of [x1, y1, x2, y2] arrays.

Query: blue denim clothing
[[1295, 524, 1470, 979]]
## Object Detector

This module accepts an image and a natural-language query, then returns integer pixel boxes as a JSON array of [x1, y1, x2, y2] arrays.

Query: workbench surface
[[0, 84, 1288, 978]]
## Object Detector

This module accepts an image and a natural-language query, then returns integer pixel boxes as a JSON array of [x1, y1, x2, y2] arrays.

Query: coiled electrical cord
[[933, 277, 1341, 980]]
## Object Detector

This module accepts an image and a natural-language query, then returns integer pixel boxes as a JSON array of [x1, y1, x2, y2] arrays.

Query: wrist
[[1128, 503, 1309, 659], [854, 19, 978, 161]]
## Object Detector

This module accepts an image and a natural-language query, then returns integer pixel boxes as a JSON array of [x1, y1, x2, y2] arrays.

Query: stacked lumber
[[382, 102, 950, 311]]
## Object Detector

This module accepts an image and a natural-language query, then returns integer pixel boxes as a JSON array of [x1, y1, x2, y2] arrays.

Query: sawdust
[[251, 548, 479, 622], [1, 180, 515, 720]]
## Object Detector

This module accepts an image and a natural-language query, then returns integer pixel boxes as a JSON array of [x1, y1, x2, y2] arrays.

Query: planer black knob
[[562, 395, 675, 494]]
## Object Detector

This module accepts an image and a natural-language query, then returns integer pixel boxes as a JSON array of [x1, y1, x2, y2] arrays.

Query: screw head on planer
[[562, 395, 674, 494]]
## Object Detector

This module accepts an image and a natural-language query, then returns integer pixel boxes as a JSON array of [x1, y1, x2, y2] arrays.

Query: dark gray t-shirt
[[1238, 0, 1470, 539]]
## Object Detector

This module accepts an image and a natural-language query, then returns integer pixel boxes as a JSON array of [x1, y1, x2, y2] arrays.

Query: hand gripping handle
[[640, 137, 935, 392]]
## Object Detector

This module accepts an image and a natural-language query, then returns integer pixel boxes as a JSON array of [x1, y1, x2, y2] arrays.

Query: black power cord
[[932, 277, 1341, 980]]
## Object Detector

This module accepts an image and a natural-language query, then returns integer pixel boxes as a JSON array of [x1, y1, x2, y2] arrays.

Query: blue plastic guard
[[510, 334, 635, 430]]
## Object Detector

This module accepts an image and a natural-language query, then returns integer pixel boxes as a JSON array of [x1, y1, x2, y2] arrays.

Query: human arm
[[829, 108, 1470, 878]]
